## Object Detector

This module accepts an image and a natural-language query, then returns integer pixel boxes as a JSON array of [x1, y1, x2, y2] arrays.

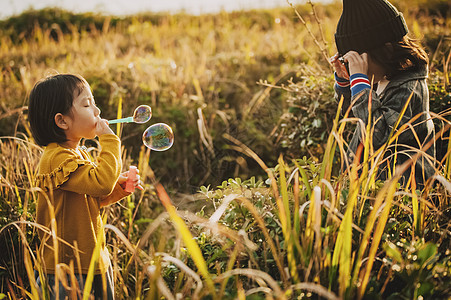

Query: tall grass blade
[[313, 186, 322, 251], [10, 221, 40, 300], [318, 98, 342, 183], [155, 183, 216, 296], [218, 245, 240, 298], [446, 129, 451, 180], [357, 177, 398, 299], [83, 214, 107, 300], [157, 253, 203, 298], [293, 162, 312, 199], [410, 177, 423, 237], [116, 96, 123, 137], [278, 156, 292, 231], [290, 282, 340, 300], [278, 156, 299, 282], [331, 143, 362, 297], [357, 80, 375, 224], [214, 268, 285, 299], [235, 196, 288, 284], [361, 78, 373, 181], [305, 187, 322, 253], [293, 170, 301, 240]]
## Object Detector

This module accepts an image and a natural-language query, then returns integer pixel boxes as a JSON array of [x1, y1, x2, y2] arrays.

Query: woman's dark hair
[[368, 35, 429, 80], [28, 74, 88, 146]]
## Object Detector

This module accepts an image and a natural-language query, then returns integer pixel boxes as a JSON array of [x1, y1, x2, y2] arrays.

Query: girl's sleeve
[[99, 182, 131, 207], [46, 134, 123, 196], [334, 72, 352, 116]]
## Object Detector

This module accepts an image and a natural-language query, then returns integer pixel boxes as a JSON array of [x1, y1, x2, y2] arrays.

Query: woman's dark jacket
[[334, 65, 435, 188]]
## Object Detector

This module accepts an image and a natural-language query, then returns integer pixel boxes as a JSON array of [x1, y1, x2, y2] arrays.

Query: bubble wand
[[109, 105, 151, 191], [108, 105, 152, 124], [112, 105, 173, 189]]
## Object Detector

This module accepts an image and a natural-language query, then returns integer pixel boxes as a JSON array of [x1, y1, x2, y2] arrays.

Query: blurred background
[[2, 0, 333, 19]]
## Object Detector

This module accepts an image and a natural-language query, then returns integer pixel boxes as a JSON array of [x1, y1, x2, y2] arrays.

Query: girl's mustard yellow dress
[[35, 134, 129, 275]]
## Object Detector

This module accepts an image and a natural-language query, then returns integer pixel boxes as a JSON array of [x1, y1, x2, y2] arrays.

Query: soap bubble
[[133, 105, 152, 123], [142, 123, 174, 151]]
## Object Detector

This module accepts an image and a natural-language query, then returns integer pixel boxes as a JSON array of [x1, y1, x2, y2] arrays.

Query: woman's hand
[[342, 51, 368, 76], [330, 53, 349, 80]]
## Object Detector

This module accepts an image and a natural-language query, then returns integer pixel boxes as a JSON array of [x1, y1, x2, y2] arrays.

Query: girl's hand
[[342, 51, 368, 76], [330, 53, 349, 80], [118, 170, 144, 191], [95, 118, 114, 136]]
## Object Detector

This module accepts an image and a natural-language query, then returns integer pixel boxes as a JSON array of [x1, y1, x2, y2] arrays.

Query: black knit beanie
[[335, 0, 408, 55]]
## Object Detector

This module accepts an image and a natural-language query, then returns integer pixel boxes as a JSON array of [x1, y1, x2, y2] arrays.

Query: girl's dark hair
[[368, 35, 429, 80], [28, 74, 88, 146]]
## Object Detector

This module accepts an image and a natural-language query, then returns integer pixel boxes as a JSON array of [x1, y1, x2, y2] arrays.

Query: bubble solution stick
[[108, 105, 152, 124], [125, 166, 138, 192]]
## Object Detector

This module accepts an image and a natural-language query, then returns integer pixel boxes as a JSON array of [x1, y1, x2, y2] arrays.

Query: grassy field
[[0, 0, 450, 298]]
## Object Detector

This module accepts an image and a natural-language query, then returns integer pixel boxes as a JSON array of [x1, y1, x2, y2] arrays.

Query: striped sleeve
[[350, 73, 371, 97], [334, 72, 350, 92]]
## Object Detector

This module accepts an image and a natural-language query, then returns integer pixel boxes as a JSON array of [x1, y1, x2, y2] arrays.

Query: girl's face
[[63, 85, 101, 146]]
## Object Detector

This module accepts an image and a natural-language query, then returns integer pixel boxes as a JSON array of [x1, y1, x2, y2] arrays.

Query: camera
[[338, 56, 350, 76]]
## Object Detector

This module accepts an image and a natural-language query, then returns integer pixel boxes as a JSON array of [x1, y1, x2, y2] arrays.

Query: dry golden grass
[[0, 2, 450, 298]]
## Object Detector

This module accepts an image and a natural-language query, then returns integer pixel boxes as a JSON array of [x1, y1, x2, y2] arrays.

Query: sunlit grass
[[0, 2, 450, 299]]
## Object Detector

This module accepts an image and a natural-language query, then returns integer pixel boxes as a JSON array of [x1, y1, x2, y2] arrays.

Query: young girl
[[28, 73, 141, 299], [330, 0, 435, 189]]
